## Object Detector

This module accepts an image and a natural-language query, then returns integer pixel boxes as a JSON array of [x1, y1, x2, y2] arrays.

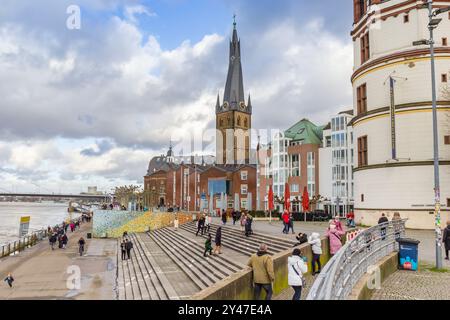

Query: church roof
[[284, 119, 324, 145], [222, 21, 246, 110]]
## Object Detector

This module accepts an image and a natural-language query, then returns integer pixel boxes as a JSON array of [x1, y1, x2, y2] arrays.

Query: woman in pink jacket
[[327, 221, 345, 255]]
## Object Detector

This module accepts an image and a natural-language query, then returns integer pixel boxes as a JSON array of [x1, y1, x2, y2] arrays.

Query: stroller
[[245, 216, 254, 237]]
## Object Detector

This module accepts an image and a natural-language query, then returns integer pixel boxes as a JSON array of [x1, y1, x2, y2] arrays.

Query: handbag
[[291, 263, 306, 287]]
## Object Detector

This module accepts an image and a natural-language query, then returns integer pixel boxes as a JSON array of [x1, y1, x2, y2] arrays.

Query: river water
[[0, 202, 73, 246]]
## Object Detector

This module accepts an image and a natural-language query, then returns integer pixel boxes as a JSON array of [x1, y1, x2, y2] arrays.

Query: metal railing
[[0, 229, 48, 258], [307, 219, 407, 300], [0, 216, 85, 259]]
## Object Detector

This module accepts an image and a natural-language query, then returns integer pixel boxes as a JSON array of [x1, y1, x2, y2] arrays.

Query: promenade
[[0, 221, 116, 299]]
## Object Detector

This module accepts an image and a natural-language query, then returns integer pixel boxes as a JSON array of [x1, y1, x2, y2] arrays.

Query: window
[[442, 74, 448, 83], [360, 33, 370, 64], [404, 14, 409, 23], [361, 194, 365, 202], [443, 38, 448, 46], [445, 136, 450, 145], [241, 184, 248, 195], [291, 184, 299, 193], [358, 136, 368, 167], [447, 198, 450, 207], [237, 116, 241, 126], [357, 84, 367, 115], [354, 0, 368, 23], [241, 171, 248, 181], [241, 199, 248, 209]]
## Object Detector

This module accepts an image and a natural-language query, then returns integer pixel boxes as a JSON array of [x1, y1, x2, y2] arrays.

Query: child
[[4, 273, 14, 288], [174, 215, 179, 231], [308, 233, 322, 275], [204, 234, 213, 257]]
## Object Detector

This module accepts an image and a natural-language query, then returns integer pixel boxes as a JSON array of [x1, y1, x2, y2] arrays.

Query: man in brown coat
[[247, 244, 275, 300]]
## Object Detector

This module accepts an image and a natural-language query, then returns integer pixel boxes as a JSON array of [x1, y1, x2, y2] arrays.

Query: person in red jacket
[[282, 210, 290, 234]]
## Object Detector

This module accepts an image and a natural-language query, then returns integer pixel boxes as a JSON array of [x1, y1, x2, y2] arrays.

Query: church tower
[[216, 19, 252, 165]]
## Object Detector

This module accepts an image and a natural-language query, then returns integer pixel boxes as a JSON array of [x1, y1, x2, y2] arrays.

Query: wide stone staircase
[[116, 221, 298, 300]]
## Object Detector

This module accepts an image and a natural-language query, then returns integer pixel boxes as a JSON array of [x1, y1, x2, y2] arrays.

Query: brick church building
[[144, 21, 257, 212]]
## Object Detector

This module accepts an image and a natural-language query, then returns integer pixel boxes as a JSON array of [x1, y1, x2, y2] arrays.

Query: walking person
[[120, 240, 127, 260], [308, 233, 322, 275], [174, 215, 179, 231], [288, 213, 295, 234], [214, 227, 222, 255], [4, 273, 14, 288], [247, 244, 275, 300], [204, 234, 213, 257], [327, 220, 345, 256], [49, 233, 57, 250], [204, 214, 211, 233], [245, 214, 254, 237], [78, 237, 86, 257], [240, 213, 247, 233], [221, 210, 227, 225], [282, 210, 289, 234], [443, 220, 450, 260], [196, 215, 205, 236], [288, 249, 307, 300], [61, 233, 68, 249], [125, 239, 133, 260]]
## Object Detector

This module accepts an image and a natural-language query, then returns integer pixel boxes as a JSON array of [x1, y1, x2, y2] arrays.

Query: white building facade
[[351, 0, 450, 229]]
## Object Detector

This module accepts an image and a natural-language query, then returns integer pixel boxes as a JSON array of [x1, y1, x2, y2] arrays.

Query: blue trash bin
[[396, 238, 420, 271]]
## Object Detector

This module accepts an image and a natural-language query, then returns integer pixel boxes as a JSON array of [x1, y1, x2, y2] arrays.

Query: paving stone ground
[[371, 267, 450, 300]]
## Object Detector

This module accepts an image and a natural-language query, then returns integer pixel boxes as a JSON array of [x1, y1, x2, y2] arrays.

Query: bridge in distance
[[0, 193, 111, 201]]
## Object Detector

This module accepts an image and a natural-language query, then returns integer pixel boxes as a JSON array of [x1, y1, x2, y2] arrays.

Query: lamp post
[[412, 0, 450, 269]]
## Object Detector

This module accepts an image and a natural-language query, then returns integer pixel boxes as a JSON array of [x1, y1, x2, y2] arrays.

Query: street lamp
[[412, 0, 450, 269]]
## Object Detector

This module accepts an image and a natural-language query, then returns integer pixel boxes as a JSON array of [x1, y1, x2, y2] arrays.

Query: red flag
[[302, 186, 310, 212], [268, 185, 274, 211], [284, 183, 291, 213]]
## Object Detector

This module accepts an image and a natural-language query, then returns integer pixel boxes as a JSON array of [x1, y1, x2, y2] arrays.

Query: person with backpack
[[204, 234, 213, 257], [308, 232, 322, 275], [49, 233, 57, 250], [288, 249, 308, 300], [327, 220, 345, 255], [378, 213, 389, 240], [245, 214, 254, 237], [61, 233, 68, 249]]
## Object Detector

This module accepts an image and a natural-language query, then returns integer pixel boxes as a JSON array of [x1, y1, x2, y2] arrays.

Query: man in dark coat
[[196, 215, 205, 236], [443, 221, 450, 260], [125, 239, 133, 260]]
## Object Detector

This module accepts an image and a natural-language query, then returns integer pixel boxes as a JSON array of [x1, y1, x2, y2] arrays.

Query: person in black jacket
[[120, 240, 127, 260], [125, 239, 133, 260], [293, 232, 308, 247], [196, 215, 205, 236], [214, 227, 222, 255], [4, 273, 14, 288], [443, 221, 450, 260]]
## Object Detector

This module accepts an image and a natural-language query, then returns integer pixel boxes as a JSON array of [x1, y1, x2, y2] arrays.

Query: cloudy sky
[[0, 0, 354, 194]]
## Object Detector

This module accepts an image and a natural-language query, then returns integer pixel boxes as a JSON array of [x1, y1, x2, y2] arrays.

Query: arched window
[[220, 119, 224, 127], [244, 118, 248, 128], [237, 116, 241, 126], [227, 117, 231, 126]]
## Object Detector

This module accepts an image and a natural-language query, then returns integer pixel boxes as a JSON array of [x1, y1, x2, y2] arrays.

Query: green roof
[[284, 119, 324, 145]]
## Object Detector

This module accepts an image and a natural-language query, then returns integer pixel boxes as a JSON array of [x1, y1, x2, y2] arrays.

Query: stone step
[[147, 231, 210, 290], [152, 229, 231, 281], [128, 233, 166, 300], [156, 228, 240, 276]]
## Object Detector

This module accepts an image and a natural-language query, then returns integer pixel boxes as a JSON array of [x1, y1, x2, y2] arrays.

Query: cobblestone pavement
[[371, 268, 450, 300]]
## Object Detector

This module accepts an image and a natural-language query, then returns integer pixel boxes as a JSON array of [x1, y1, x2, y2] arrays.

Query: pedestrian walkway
[[371, 266, 450, 300], [0, 222, 116, 300]]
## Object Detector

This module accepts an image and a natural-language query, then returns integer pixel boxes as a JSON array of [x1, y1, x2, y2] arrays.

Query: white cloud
[[0, 4, 354, 193]]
